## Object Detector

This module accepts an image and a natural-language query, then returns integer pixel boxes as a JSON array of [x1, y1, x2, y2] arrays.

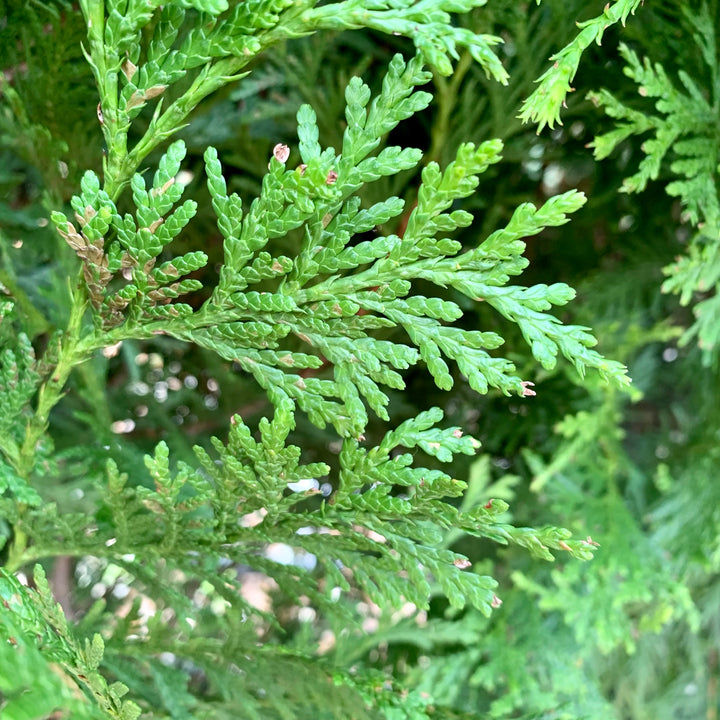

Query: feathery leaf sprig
[[519, 0, 644, 131], [52, 54, 628, 443]]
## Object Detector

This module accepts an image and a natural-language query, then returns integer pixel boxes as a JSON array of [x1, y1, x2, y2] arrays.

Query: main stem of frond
[[79, 0, 130, 201], [7, 279, 87, 572], [428, 51, 473, 164], [16, 278, 89, 480]]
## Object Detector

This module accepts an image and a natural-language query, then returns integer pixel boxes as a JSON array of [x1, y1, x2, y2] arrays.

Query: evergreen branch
[[304, 0, 508, 81], [519, 0, 644, 131], [52, 55, 628, 445], [0, 566, 142, 720], [76, 1, 510, 197], [13, 400, 597, 626]]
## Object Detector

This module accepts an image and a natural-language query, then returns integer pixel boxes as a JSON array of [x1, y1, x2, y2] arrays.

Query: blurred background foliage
[[1, 0, 719, 718]]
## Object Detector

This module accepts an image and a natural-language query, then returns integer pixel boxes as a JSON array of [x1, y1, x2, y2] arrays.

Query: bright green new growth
[[0, 1, 631, 717], [47, 51, 627, 444], [519, 0, 644, 131]]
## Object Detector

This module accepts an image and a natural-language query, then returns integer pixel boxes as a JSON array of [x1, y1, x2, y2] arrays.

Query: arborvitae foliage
[[355, 4, 720, 719], [0, 1, 633, 717], [589, 3, 720, 359], [8, 1, 720, 719]]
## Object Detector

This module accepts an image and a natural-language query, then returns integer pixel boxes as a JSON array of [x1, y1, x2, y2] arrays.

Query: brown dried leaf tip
[[122, 58, 138, 82], [273, 143, 290, 164]]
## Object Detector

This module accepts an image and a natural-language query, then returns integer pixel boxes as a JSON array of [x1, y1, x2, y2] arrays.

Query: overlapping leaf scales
[[53, 140, 207, 328], [364, 54, 433, 139], [0, 328, 39, 438], [298, 103, 322, 161], [146, 4, 184, 65]]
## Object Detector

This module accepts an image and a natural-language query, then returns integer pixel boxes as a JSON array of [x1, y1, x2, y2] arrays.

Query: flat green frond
[[66, 60, 624, 440], [301, 0, 506, 80]]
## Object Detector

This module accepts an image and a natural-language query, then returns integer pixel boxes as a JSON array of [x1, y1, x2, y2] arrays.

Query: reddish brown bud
[[521, 381, 536, 397], [273, 143, 290, 163]]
